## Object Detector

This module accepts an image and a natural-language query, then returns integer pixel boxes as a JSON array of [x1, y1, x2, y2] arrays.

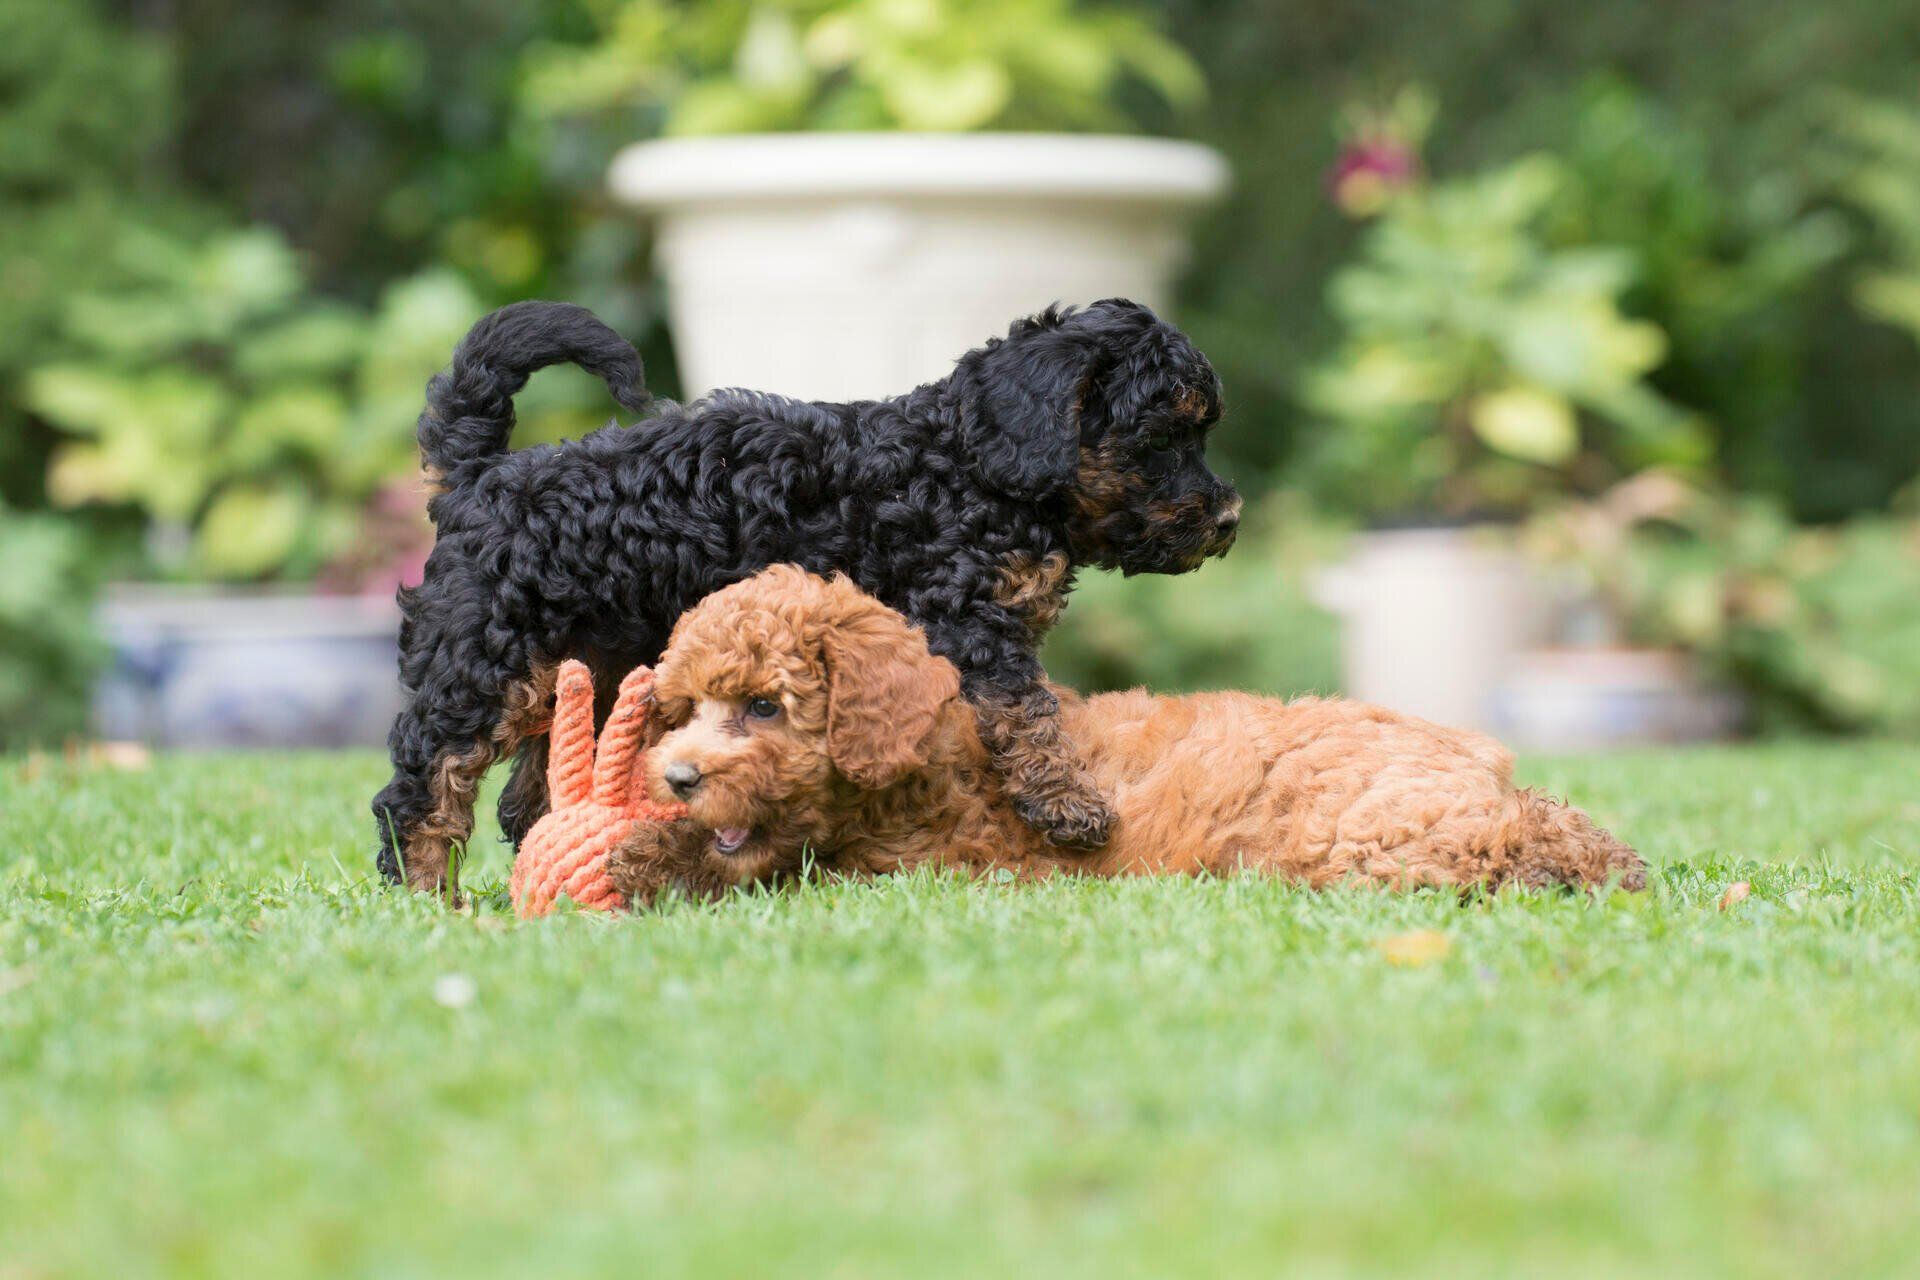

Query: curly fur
[[607, 568, 1647, 903], [373, 298, 1238, 894]]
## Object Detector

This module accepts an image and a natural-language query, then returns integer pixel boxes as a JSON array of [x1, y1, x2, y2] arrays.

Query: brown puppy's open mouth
[[712, 826, 752, 855]]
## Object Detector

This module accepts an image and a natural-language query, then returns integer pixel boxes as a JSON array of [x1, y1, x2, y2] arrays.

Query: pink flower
[[1328, 137, 1421, 217]]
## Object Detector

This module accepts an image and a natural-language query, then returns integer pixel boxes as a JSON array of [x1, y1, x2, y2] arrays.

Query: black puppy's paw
[[1014, 779, 1116, 851]]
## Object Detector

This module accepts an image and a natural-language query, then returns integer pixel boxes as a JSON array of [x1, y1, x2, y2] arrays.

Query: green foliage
[[1166, 1, 1920, 516], [1043, 505, 1342, 696], [1303, 154, 1707, 518], [0, 0, 187, 505], [1830, 94, 1920, 343], [1301, 78, 1905, 523], [1526, 478, 1920, 735], [24, 227, 482, 582], [159, 2, 634, 311], [0, 505, 102, 747], [5, 0, 1920, 743], [523, 0, 1203, 134], [0, 0, 182, 739], [6, 746, 1920, 1274], [1542, 80, 1855, 508]]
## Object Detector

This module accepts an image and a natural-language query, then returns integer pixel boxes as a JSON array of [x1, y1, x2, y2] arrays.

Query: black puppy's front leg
[[939, 611, 1113, 850], [971, 676, 1114, 851]]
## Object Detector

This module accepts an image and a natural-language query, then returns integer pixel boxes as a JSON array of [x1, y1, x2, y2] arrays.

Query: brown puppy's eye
[[745, 696, 781, 720]]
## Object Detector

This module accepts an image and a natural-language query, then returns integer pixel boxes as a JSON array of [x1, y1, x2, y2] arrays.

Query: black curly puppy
[[372, 297, 1240, 896]]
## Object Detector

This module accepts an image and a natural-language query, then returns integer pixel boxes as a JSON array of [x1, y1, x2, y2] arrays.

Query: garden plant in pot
[[1303, 85, 1856, 745], [527, 0, 1228, 399], [1521, 474, 1920, 745], [1303, 100, 1714, 739], [23, 229, 551, 747]]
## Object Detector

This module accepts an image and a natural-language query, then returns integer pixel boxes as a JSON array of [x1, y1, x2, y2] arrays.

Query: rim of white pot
[[609, 132, 1230, 208], [99, 585, 400, 639]]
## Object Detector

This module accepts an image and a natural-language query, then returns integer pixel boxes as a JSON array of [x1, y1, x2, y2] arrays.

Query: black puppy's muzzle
[[1207, 492, 1244, 557]]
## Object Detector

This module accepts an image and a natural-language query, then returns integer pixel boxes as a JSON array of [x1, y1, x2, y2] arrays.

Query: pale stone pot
[[1314, 526, 1742, 749], [608, 133, 1229, 401], [94, 588, 404, 748], [1312, 527, 1554, 736]]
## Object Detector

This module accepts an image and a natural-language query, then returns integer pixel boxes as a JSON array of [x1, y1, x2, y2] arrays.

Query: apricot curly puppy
[[607, 567, 1645, 905]]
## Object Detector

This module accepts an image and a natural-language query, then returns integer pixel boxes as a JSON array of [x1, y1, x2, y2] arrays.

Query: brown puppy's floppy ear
[[817, 581, 962, 789]]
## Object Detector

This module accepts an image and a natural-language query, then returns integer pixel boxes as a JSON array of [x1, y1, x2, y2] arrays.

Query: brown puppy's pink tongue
[[714, 827, 750, 853]]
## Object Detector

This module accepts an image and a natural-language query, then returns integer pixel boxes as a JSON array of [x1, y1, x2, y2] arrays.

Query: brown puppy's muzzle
[[646, 724, 769, 837]]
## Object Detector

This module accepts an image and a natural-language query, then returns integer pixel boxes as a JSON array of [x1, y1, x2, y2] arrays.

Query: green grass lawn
[[4, 743, 1919, 1279]]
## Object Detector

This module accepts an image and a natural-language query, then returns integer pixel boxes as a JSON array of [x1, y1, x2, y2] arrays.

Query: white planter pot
[[94, 587, 404, 748], [609, 133, 1229, 400], [1489, 648, 1744, 752], [1312, 527, 1552, 734]]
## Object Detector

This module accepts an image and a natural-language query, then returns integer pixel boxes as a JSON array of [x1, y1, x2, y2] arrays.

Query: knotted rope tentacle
[[592, 666, 657, 809], [546, 659, 598, 808]]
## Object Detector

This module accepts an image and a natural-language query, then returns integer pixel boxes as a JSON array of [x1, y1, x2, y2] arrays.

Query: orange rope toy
[[509, 660, 686, 919]]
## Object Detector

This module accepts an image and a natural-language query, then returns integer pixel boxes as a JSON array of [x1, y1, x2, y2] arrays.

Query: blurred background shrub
[[1832, 95, 1920, 349], [24, 227, 480, 583], [522, 0, 1204, 133], [1041, 500, 1344, 698], [1302, 148, 1708, 519], [0, 504, 102, 748], [1525, 476, 1920, 736], [0, 0, 1917, 743]]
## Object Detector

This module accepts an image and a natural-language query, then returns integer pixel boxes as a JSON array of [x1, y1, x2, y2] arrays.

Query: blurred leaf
[[879, 57, 1011, 130], [1856, 272, 1920, 333], [0, 517, 91, 620], [22, 364, 131, 436], [228, 387, 352, 469], [1470, 387, 1578, 464], [355, 269, 484, 416], [194, 484, 311, 579], [530, 0, 1201, 133], [668, 78, 803, 134], [61, 290, 212, 359], [233, 306, 368, 382], [1499, 300, 1666, 393], [194, 229, 306, 330], [733, 8, 810, 91], [1101, 18, 1205, 110]]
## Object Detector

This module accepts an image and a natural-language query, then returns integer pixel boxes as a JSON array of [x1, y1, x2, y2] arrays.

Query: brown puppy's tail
[[1499, 789, 1646, 891]]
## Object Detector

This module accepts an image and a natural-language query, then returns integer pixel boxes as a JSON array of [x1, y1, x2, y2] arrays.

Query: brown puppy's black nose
[[663, 761, 703, 799]]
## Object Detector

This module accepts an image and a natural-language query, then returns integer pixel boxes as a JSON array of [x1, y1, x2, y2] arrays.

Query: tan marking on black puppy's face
[[1066, 403, 1241, 577]]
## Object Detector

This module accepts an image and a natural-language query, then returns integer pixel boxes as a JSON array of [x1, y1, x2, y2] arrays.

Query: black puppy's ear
[[960, 307, 1102, 502]]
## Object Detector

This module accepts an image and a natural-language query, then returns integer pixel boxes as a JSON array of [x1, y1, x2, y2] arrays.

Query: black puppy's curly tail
[[418, 301, 651, 489]]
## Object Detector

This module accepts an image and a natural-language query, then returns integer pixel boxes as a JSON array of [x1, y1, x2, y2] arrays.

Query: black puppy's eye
[[1148, 432, 1173, 452], [745, 696, 781, 720]]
